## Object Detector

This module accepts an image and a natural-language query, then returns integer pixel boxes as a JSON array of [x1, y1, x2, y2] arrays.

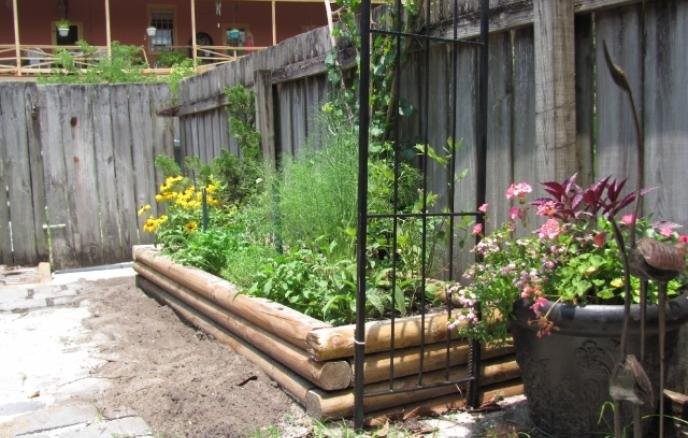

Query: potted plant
[[56, 19, 71, 37], [448, 176, 688, 435]]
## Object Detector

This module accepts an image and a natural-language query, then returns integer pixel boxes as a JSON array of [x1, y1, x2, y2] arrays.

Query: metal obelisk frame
[[354, 0, 490, 429]]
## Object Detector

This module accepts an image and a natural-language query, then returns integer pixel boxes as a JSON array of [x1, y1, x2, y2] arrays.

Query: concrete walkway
[[0, 265, 152, 438]]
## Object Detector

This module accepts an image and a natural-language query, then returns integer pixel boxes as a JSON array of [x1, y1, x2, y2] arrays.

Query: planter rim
[[512, 292, 688, 337]]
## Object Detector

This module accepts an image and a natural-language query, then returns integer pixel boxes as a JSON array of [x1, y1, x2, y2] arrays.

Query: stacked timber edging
[[132, 245, 522, 419]]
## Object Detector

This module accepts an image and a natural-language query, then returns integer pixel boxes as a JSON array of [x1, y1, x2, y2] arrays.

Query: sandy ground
[[84, 276, 308, 438], [0, 265, 535, 438]]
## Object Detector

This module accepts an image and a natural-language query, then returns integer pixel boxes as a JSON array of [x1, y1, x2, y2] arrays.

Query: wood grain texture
[[533, 0, 578, 182], [0, 85, 13, 264], [3, 84, 39, 264], [511, 28, 537, 191], [643, 0, 688, 226], [485, 32, 513, 231], [595, 4, 642, 194], [575, 13, 595, 187]]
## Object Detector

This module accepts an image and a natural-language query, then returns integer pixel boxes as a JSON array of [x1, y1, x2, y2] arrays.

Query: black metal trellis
[[354, 0, 489, 429]]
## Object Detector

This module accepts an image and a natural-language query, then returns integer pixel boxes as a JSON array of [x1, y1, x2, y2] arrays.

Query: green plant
[[155, 49, 190, 68], [56, 19, 71, 29], [448, 175, 686, 343], [166, 58, 194, 104]]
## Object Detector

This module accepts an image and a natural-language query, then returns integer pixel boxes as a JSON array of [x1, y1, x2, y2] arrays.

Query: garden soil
[[82, 276, 308, 438]]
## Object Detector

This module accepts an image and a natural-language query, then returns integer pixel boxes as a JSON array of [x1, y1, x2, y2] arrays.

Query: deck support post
[[12, 0, 21, 76], [191, 0, 198, 68], [105, 0, 112, 58]]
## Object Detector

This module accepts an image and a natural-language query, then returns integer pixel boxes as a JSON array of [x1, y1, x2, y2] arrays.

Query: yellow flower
[[155, 194, 164, 202], [143, 216, 159, 233], [610, 278, 624, 288], [184, 221, 198, 233], [158, 215, 169, 224], [207, 196, 221, 207], [137, 204, 151, 216], [206, 183, 217, 194]]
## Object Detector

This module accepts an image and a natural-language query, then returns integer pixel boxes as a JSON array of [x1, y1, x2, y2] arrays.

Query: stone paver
[[0, 266, 150, 438]]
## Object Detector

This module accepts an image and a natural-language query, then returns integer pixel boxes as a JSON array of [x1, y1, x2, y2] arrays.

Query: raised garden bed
[[133, 245, 522, 419]]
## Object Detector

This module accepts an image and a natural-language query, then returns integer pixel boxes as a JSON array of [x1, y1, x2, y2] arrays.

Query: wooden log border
[[133, 245, 520, 416]]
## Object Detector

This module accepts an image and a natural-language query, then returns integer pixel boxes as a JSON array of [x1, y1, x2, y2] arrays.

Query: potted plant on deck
[[448, 176, 688, 435]]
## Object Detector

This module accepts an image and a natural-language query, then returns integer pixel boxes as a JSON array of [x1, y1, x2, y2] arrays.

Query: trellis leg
[[658, 281, 667, 438], [12, 0, 21, 76]]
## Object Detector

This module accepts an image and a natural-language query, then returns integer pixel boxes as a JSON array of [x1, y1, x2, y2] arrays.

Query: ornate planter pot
[[511, 294, 688, 437]]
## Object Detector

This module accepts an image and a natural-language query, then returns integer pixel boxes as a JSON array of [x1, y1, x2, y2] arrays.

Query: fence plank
[[452, 44, 479, 275], [70, 86, 102, 266], [595, 4, 642, 195], [291, 81, 307, 155], [0, 86, 16, 264], [643, 0, 688, 226], [533, 0, 578, 182], [92, 86, 121, 262], [111, 85, 141, 251], [24, 85, 48, 263], [278, 83, 294, 156], [512, 28, 536, 190], [485, 32, 514, 230], [39, 87, 75, 268], [129, 87, 157, 242], [575, 13, 595, 186], [4, 85, 40, 264]]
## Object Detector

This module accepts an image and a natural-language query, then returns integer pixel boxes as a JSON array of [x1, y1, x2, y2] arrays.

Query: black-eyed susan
[[184, 220, 198, 233], [137, 204, 151, 216]]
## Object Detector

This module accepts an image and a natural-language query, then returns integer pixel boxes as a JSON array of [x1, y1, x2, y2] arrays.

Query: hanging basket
[[57, 26, 70, 37]]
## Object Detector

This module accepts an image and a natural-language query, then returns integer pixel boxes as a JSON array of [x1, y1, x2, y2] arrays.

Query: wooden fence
[[171, 0, 688, 231], [0, 82, 176, 269]]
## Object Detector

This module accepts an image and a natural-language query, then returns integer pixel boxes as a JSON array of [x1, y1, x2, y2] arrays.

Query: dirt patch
[[81, 276, 306, 438]]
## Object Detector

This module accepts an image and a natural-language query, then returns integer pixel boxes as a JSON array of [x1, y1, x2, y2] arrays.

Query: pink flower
[[530, 296, 550, 317], [509, 207, 523, 221], [538, 219, 561, 239], [654, 221, 681, 238], [620, 214, 636, 226], [478, 203, 488, 213], [679, 234, 688, 244], [536, 201, 557, 217], [593, 232, 606, 248], [505, 182, 532, 202], [472, 223, 483, 236]]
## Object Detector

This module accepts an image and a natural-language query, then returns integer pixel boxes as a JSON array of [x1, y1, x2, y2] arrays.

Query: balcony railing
[[0, 44, 266, 76]]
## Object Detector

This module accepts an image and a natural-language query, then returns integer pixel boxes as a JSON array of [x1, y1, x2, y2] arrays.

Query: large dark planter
[[511, 294, 688, 437]]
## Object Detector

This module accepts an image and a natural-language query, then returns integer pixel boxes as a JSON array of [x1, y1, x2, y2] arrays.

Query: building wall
[[0, 0, 327, 48]]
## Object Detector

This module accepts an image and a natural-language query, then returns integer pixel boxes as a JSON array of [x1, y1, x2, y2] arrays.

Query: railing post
[[191, 0, 198, 69], [105, 0, 112, 58], [12, 0, 21, 76], [271, 1, 277, 46], [533, 0, 577, 181]]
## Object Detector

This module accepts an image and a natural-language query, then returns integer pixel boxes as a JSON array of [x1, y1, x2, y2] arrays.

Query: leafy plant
[[448, 175, 686, 343]]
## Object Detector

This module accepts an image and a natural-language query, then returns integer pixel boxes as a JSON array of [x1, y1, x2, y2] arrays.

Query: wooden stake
[[12, 0, 21, 76], [134, 263, 352, 390], [133, 246, 330, 350], [137, 276, 315, 403], [104, 0, 112, 58], [306, 359, 520, 418]]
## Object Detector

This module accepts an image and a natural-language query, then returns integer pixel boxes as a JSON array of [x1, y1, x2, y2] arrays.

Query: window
[[150, 11, 174, 50]]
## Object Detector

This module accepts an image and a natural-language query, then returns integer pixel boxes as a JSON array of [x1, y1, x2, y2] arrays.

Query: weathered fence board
[[643, 1, 688, 226], [595, 4, 643, 199]]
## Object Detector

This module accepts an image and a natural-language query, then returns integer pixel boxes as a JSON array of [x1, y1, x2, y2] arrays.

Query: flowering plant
[[449, 174, 687, 343], [139, 174, 223, 246]]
